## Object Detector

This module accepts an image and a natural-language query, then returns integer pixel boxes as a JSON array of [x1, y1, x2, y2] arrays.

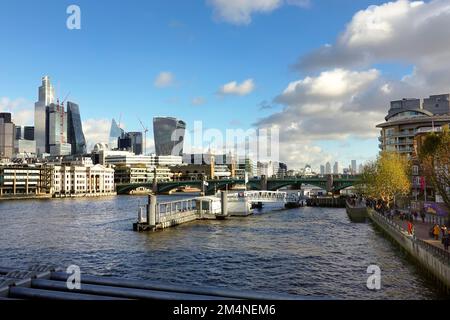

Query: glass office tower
[[153, 117, 186, 156], [109, 119, 124, 150], [34, 76, 55, 155], [67, 102, 87, 155]]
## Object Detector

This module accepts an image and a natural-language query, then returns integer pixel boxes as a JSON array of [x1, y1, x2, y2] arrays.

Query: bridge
[[116, 175, 360, 195]]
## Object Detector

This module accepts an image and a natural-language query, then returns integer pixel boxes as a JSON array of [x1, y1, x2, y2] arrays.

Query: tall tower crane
[[138, 118, 149, 155]]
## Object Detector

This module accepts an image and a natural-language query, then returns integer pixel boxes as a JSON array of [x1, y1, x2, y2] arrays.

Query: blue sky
[[0, 0, 445, 171]]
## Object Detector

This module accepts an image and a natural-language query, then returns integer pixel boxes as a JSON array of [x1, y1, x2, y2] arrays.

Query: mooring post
[[221, 191, 228, 216], [147, 194, 157, 227]]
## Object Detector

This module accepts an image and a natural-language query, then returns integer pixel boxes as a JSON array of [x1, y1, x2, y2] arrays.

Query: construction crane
[[138, 118, 149, 155], [61, 92, 71, 106]]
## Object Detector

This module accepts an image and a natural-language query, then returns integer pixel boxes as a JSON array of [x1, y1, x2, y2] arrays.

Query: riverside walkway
[[395, 217, 448, 251], [368, 209, 450, 289]]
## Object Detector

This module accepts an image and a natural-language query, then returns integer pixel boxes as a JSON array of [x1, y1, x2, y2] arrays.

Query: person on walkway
[[420, 210, 426, 223], [407, 221, 414, 236], [441, 225, 448, 244], [445, 230, 450, 251], [433, 224, 441, 240]]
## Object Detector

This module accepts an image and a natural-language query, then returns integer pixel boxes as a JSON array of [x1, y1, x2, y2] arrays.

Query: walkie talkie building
[[153, 117, 186, 156]]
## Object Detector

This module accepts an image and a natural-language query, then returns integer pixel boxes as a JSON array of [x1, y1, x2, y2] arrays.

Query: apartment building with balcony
[[377, 95, 450, 158]]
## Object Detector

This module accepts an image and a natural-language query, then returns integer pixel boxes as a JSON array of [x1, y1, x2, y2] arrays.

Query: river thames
[[0, 195, 445, 299]]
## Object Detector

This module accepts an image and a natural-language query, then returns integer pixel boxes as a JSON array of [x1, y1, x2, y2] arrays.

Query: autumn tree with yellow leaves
[[356, 152, 411, 208]]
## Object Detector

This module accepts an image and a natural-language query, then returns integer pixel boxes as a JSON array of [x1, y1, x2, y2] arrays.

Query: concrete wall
[[369, 209, 450, 289]]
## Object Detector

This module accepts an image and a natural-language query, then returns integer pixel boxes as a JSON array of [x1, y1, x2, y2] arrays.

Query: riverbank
[[368, 208, 450, 291], [0, 192, 117, 201]]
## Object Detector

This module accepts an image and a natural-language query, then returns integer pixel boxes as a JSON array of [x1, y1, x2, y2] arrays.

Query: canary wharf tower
[[34, 76, 55, 155], [153, 117, 186, 156]]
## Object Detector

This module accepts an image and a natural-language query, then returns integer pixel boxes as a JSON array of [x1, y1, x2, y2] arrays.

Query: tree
[[419, 126, 450, 215], [356, 152, 411, 208]]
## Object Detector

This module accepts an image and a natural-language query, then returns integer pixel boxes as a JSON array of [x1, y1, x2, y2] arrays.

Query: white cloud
[[0, 97, 34, 126], [256, 0, 450, 169], [297, 0, 450, 72], [154, 71, 175, 88], [207, 0, 310, 25], [218, 79, 255, 96], [82, 118, 111, 152], [192, 96, 206, 106]]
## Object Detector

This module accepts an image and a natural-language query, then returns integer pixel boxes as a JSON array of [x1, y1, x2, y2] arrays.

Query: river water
[[0, 195, 445, 299]]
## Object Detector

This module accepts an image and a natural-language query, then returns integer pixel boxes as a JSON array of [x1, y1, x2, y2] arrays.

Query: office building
[[0, 164, 43, 196], [35, 76, 56, 155], [46, 103, 71, 156], [153, 117, 186, 156], [24, 126, 34, 141], [15, 126, 22, 140], [0, 113, 15, 159], [50, 163, 115, 196], [14, 139, 36, 157], [377, 95, 450, 158], [333, 162, 339, 175], [325, 162, 331, 175], [118, 131, 143, 155], [109, 119, 124, 150], [320, 165, 325, 175], [351, 160, 357, 175], [67, 102, 87, 155]]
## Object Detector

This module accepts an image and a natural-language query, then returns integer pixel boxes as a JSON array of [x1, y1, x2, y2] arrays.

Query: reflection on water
[[0, 195, 445, 299]]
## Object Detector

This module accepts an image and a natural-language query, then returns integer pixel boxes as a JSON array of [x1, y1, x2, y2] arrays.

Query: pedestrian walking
[[407, 221, 414, 235], [420, 210, 426, 223], [445, 230, 450, 251], [433, 224, 441, 240]]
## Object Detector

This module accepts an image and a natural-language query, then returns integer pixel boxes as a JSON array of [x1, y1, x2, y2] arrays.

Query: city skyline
[[2, 0, 450, 170]]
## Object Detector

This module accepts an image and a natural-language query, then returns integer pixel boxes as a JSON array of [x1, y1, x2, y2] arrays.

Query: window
[[412, 165, 419, 176]]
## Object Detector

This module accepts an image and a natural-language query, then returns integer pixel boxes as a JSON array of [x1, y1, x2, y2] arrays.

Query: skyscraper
[[35, 76, 55, 155], [333, 161, 339, 175], [15, 126, 22, 140], [351, 160, 357, 175], [118, 131, 143, 155], [320, 165, 325, 175], [67, 102, 87, 155], [46, 103, 71, 156], [0, 113, 15, 158], [325, 162, 331, 175], [24, 126, 35, 141], [153, 117, 186, 156], [109, 118, 123, 150]]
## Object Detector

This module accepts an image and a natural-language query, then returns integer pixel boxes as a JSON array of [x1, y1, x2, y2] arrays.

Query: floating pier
[[133, 191, 304, 232]]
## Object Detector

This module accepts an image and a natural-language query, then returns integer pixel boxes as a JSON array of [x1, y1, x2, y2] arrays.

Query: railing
[[227, 191, 287, 202], [371, 210, 450, 264], [157, 199, 197, 221]]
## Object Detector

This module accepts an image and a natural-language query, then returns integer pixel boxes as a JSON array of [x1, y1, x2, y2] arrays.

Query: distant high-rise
[[333, 161, 339, 175], [351, 160, 357, 174], [118, 131, 143, 155], [24, 126, 35, 141], [109, 119, 124, 150], [153, 117, 186, 156], [15, 126, 22, 140], [67, 102, 87, 155], [320, 165, 325, 175], [325, 162, 331, 175], [0, 113, 15, 158], [35, 76, 56, 155]]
